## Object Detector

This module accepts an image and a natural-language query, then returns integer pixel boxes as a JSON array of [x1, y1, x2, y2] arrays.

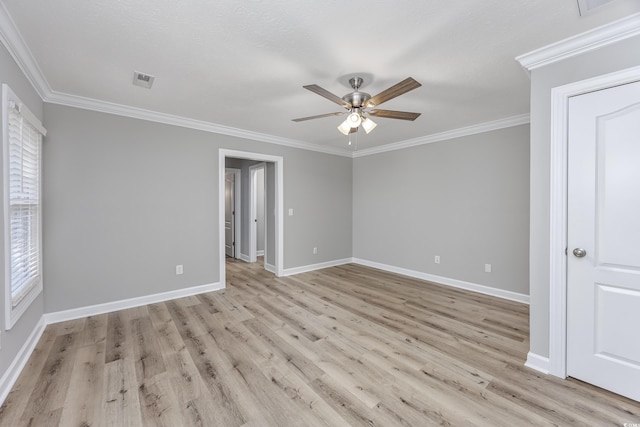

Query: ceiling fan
[[292, 76, 422, 135]]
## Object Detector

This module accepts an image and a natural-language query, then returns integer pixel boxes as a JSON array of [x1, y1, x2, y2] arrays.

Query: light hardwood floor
[[1, 259, 639, 426]]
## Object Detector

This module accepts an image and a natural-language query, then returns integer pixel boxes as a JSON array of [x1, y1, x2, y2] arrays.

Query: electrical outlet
[[485, 263, 492, 273], [176, 264, 184, 275], [434, 255, 440, 264], [313, 247, 318, 254], [288, 208, 294, 216]]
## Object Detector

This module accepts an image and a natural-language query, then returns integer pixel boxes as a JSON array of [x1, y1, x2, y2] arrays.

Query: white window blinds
[[3, 84, 46, 328], [8, 104, 42, 307]]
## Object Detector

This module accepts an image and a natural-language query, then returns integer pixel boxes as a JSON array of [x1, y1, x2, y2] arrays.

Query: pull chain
[[347, 127, 359, 150], [355, 127, 358, 151]]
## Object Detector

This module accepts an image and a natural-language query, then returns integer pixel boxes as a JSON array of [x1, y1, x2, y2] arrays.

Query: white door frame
[[225, 168, 241, 259], [548, 65, 640, 378], [219, 149, 283, 287], [249, 163, 265, 263]]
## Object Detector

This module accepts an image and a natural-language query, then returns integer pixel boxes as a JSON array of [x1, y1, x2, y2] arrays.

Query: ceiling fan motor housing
[[343, 76, 371, 108], [343, 91, 371, 109]]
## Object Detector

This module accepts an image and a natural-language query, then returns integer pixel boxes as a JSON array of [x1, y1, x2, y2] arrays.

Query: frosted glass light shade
[[338, 119, 352, 135], [347, 112, 362, 128], [361, 117, 377, 134]]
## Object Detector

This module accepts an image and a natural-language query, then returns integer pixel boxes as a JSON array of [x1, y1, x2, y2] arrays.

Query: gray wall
[[284, 149, 353, 267], [353, 125, 530, 295], [0, 43, 46, 382], [43, 106, 219, 311], [528, 34, 640, 358], [42, 104, 353, 312]]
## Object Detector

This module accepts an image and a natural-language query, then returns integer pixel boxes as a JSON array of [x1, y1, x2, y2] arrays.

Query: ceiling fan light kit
[[293, 76, 422, 139]]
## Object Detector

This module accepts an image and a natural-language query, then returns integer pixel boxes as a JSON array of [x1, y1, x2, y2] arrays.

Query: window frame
[[2, 84, 45, 330]]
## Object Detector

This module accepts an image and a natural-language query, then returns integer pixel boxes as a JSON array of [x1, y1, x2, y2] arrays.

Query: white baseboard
[[44, 281, 223, 325], [256, 250, 264, 257], [525, 352, 550, 374], [239, 253, 250, 263], [0, 316, 46, 405], [265, 262, 276, 273], [352, 258, 530, 304], [282, 258, 352, 276]]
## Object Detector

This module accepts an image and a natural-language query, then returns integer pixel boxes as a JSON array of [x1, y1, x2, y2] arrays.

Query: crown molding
[[0, 2, 52, 99], [47, 90, 529, 160], [45, 91, 353, 157], [352, 113, 530, 158], [516, 12, 640, 71]]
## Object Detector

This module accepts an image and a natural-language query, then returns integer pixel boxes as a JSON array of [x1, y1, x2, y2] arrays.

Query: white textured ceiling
[[3, 0, 640, 153]]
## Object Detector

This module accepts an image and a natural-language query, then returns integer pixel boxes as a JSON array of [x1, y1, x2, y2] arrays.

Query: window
[[2, 84, 46, 329]]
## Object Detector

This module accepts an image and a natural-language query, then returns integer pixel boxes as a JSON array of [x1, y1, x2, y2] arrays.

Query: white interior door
[[567, 80, 640, 402], [224, 172, 235, 257]]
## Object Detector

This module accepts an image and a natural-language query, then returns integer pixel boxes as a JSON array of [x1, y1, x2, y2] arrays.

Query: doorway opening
[[219, 149, 284, 287]]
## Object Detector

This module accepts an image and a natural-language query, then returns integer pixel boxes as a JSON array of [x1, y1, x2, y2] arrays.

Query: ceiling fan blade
[[292, 112, 346, 122], [366, 77, 421, 108], [303, 84, 352, 108], [368, 109, 421, 121]]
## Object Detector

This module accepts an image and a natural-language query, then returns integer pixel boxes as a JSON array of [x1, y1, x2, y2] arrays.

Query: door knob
[[573, 248, 587, 258]]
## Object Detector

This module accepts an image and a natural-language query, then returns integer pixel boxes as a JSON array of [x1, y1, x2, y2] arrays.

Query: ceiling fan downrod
[[349, 77, 363, 91]]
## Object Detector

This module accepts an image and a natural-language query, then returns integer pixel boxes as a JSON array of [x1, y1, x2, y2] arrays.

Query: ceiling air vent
[[132, 71, 155, 89]]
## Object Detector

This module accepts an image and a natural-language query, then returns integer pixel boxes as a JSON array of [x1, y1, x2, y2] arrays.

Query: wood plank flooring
[[1, 259, 639, 426]]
